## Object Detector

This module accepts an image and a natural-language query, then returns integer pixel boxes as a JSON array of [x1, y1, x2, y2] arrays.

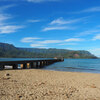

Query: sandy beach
[[0, 69, 100, 100]]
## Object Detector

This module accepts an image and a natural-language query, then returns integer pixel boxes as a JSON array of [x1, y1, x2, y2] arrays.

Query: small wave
[[63, 66, 100, 71]]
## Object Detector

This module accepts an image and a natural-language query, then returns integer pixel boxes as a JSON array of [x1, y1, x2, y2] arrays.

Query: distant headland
[[0, 42, 98, 59]]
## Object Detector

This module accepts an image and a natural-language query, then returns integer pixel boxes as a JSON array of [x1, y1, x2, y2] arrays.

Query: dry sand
[[0, 69, 100, 100]]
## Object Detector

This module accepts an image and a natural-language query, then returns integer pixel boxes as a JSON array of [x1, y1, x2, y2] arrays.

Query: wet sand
[[0, 69, 100, 100]]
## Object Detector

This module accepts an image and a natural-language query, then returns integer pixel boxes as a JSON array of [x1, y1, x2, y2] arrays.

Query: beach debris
[[5, 73, 10, 76], [3, 73, 11, 80], [49, 91, 52, 94], [66, 87, 78, 98], [35, 96, 37, 99], [2, 77, 10, 80], [11, 80, 17, 82], [66, 93, 72, 98], [34, 82, 46, 87], [29, 93, 33, 96], [19, 95, 22, 98], [6, 77, 10, 80], [91, 84, 96, 88], [1, 90, 6, 96], [86, 84, 97, 88], [39, 82, 45, 85]]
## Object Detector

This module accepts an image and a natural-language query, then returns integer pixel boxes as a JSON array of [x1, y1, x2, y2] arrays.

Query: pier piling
[[23, 63, 27, 69], [30, 62, 34, 68], [13, 64, 18, 69]]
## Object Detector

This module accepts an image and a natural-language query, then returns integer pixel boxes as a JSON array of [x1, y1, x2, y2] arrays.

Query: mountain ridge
[[0, 42, 98, 58]]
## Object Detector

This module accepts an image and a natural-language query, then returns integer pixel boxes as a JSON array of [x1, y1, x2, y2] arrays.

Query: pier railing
[[0, 58, 64, 70]]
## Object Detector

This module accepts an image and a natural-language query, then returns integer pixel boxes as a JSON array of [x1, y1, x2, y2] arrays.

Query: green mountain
[[0, 42, 98, 58], [0, 43, 40, 58]]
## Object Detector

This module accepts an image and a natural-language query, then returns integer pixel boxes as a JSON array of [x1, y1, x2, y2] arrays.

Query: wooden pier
[[0, 58, 64, 70]]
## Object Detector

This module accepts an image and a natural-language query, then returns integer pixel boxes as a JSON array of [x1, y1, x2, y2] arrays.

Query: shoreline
[[0, 69, 100, 100], [42, 68, 100, 74], [1, 68, 100, 74]]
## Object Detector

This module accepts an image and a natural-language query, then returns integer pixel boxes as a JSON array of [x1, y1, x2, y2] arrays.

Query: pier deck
[[0, 58, 64, 70]]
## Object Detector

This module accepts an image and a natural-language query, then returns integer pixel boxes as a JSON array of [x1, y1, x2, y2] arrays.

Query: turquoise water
[[0, 58, 54, 62], [43, 59, 100, 73]]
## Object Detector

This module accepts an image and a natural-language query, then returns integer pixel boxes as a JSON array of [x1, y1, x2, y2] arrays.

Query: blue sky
[[0, 0, 100, 57]]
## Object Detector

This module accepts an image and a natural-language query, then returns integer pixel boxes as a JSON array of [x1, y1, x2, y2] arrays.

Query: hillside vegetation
[[0, 42, 97, 58]]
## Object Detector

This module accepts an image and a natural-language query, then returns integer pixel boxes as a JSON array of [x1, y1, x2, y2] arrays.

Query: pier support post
[[2, 65, 5, 69], [0, 64, 5, 70], [61, 58, 64, 61], [30, 62, 34, 68], [27, 63, 30, 69], [23, 63, 27, 69], [47, 61, 52, 65], [13, 64, 18, 69], [46, 61, 49, 65], [44, 61, 48, 66], [36, 62, 39, 68], [47, 61, 49, 65], [43, 61, 46, 66], [40, 61, 43, 68]]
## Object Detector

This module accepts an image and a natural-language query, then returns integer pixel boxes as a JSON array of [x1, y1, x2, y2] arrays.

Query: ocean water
[[43, 59, 100, 73], [0, 58, 54, 62]]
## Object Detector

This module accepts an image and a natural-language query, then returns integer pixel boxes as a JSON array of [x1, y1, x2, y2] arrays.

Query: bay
[[43, 59, 100, 73]]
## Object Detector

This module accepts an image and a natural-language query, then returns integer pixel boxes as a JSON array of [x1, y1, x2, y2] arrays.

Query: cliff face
[[0, 42, 98, 58]]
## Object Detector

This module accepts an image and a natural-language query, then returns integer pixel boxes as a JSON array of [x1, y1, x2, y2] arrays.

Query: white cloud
[[24, 37, 83, 48], [0, 0, 60, 3], [0, 4, 15, 12], [0, 25, 23, 34], [40, 40, 62, 44], [0, 14, 11, 22], [92, 34, 100, 40], [0, 14, 11, 27], [74, 7, 100, 14], [21, 37, 40, 43], [30, 39, 62, 48], [29, 39, 80, 48], [30, 40, 62, 48], [77, 29, 100, 37], [42, 26, 74, 31], [0, 5, 13, 24], [0, 5, 24, 34], [59, 43, 78, 45], [50, 17, 84, 25], [50, 17, 67, 25], [65, 38, 84, 42], [27, 0, 60, 3], [28, 19, 40, 23], [81, 7, 100, 13], [43, 17, 85, 31], [30, 44, 46, 47]]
